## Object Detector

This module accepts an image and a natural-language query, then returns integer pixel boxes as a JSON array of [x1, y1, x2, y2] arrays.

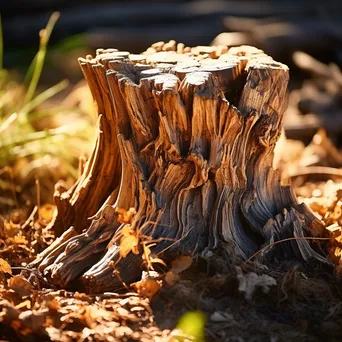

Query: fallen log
[[3, 0, 341, 49], [215, 18, 342, 60], [284, 51, 342, 141], [31, 41, 330, 293]]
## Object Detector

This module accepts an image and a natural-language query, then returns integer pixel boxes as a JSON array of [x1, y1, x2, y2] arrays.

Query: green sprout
[[175, 310, 207, 342]]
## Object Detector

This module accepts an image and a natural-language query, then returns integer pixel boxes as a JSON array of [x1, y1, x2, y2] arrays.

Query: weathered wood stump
[[32, 41, 329, 293]]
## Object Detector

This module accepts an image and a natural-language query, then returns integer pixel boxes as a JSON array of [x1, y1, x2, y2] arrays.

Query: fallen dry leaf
[[119, 225, 140, 258], [45, 297, 61, 311], [38, 203, 56, 224], [115, 207, 137, 224], [13, 235, 28, 245], [4, 219, 20, 237], [142, 243, 166, 270], [132, 272, 162, 299], [171, 256, 193, 274], [0, 258, 12, 274], [164, 271, 180, 286], [8, 275, 34, 296], [15, 300, 32, 310]]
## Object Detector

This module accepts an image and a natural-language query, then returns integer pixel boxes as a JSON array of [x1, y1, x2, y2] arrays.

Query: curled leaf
[[15, 300, 32, 310], [142, 244, 166, 270], [148, 255, 166, 267], [9, 275, 33, 296], [171, 256, 193, 274]]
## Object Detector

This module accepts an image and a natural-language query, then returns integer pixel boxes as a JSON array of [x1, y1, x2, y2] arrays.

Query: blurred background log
[[2, 0, 342, 145], [2, 0, 342, 53]]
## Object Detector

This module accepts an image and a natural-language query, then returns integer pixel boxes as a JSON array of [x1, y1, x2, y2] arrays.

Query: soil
[[1, 207, 342, 342]]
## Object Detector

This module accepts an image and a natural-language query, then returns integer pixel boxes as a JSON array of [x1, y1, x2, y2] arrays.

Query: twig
[[244, 236, 332, 264], [24, 12, 60, 105], [36, 178, 41, 220], [21, 205, 38, 230]]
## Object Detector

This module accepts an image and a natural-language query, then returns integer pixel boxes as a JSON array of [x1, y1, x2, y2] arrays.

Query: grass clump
[[0, 12, 94, 210]]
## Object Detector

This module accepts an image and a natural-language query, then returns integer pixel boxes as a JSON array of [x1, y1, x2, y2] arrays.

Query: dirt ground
[[1, 219, 342, 342], [1, 137, 342, 341]]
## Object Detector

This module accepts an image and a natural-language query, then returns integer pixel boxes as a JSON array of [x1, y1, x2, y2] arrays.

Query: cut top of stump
[[78, 40, 289, 160], [80, 41, 289, 111]]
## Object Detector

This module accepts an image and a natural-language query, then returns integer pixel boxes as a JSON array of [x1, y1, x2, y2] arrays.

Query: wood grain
[[31, 41, 330, 293]]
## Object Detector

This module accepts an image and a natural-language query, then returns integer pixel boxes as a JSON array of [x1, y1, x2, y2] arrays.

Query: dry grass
[[0, 13, 95, 212]]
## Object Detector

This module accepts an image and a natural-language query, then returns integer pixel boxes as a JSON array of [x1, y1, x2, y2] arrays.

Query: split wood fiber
[[31, 42, 329, 293]]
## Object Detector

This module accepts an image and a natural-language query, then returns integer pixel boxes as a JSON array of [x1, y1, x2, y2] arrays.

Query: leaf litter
[[1, 124, 342, 342]]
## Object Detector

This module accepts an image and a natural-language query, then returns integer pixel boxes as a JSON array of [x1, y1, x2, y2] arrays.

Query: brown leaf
[[0, 258, 12, 274], [4, 219, 20, 237], [149, 255, 166, 267], [142, 244, 166, 270], [13, 235, 28, 245], [39, 203, 56, 224], [8, 275, 33, 296], [171, 256, 193, 274], [119, 225, 140, 258], [15, 300, 31, 310], [115, 207, 137, 224], [164, 271, 180, 286], [45, 298, 60, 311], [132, 278, 161, 299]]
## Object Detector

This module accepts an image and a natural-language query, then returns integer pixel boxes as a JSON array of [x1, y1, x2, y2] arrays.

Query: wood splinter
[[30, 41, 330, 293]]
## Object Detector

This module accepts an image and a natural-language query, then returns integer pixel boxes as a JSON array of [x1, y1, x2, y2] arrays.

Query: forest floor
[[1, 171, 342, 342]]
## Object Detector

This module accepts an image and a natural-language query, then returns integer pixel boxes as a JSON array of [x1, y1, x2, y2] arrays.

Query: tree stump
[[32, 42, 329, 293]]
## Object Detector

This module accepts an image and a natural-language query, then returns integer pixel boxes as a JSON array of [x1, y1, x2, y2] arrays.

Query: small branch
[[244, 237, 331, 264]]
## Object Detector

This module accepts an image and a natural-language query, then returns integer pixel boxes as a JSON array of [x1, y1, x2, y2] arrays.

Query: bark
[[32, 42, 329, 293]]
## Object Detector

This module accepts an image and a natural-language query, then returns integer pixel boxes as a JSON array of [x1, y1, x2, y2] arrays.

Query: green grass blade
[[24, 53, 38, 87], [0, 14, 3, 119], [1, 120, 91, 149], [24, 108, 84, 124], [24, 12, 60, 106], [0, 112, 17, 134], [54, 33, 87, 52], [0, 14, 3, 70], [19, 79, 69, 117]]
